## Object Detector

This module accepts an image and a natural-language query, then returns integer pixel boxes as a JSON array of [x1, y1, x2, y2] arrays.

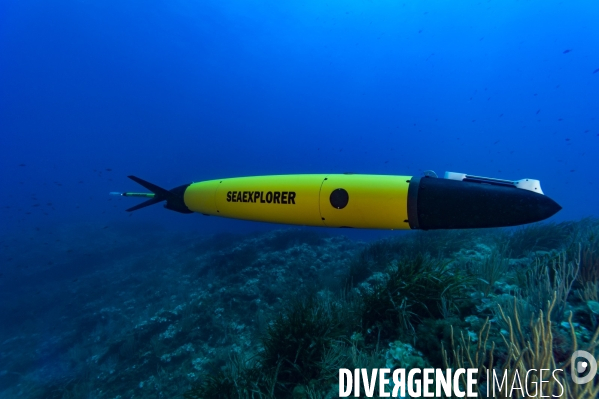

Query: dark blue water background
[[2, 0, 598, 238]]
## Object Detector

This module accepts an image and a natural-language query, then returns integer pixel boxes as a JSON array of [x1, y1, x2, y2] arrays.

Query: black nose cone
[[410, 177, 563, 230], [527, 193, 562, 224]]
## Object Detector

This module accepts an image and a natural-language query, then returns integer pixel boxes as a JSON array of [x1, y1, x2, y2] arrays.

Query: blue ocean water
[[1, 0, 598, 397]]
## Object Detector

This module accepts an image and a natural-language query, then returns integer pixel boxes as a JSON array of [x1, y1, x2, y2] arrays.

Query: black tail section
[[126, 176, 193, 214]]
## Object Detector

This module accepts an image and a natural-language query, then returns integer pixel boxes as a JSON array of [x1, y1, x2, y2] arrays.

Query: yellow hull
[[184, 174, 412, 229]]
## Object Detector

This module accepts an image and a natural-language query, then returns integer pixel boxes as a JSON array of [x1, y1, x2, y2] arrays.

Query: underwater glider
[[110, 171, 561, 230]]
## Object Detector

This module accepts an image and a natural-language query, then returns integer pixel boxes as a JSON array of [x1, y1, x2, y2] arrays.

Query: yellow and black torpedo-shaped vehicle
[[111, 171, 561, 230]]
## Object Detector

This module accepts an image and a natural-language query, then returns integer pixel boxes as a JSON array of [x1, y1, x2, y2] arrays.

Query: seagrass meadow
[[1, 219, 598, 398]]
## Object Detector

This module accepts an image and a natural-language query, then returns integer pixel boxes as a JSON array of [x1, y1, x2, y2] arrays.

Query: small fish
[[19, 164, 26, 167], [106, 168, 112, 171], [593, 68, 599, 74], [563, 49, 572, 54], [536, 109, 541, 115]]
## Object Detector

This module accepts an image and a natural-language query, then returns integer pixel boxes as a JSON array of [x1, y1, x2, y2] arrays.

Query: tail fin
[[125, 197, 163, 212], [126, 176, 193, 214]]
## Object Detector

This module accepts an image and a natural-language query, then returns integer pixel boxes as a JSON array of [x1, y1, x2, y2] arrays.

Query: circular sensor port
[[330, 188, 349, 209]]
